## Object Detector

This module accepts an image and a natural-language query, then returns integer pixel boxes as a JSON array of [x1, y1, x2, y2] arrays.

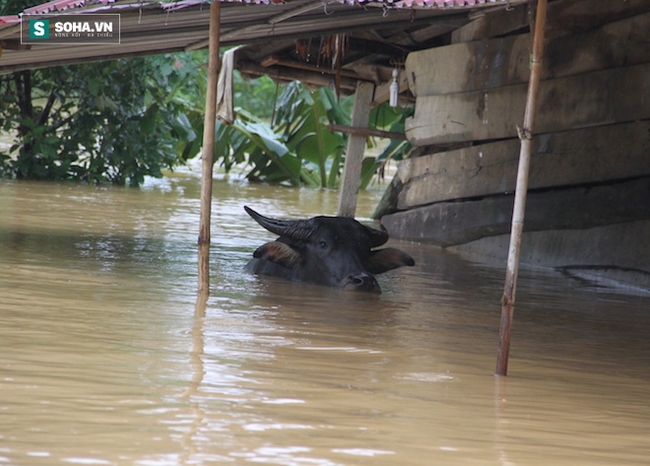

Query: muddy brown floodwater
[[1, 174, 649, 465]]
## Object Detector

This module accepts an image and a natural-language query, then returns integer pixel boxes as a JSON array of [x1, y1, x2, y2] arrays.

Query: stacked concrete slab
[[377, 0, 650, 289]]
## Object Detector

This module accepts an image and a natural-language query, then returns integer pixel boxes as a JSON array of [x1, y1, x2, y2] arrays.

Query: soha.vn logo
[[23, 14, 119, 44], [30, 19, 114, 38]]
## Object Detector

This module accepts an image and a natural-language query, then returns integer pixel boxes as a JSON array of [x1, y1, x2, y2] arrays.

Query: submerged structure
[[374, 0, 650, 291]]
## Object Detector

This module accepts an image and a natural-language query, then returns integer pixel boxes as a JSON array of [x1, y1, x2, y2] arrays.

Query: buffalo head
[[244, 206, 414, 292]]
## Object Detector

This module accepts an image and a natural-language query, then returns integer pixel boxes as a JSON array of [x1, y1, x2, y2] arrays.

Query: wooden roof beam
[[186, 1, 325, 51], [237, 60, 358, 93]]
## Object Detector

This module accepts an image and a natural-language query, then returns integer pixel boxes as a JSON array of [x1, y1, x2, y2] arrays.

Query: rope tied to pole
[[516, 125, 533, 141]]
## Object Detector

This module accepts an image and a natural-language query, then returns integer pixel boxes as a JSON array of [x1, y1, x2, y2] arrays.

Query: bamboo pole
[[197, 0, 221, 300], [495, 0, 548, 377]]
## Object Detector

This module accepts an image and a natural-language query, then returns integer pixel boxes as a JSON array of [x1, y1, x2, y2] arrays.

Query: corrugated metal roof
[[0, 16, 20, 25], [0, 0, 531, 82], [24, 0, 107, 14], [13, 0, 523, 15]]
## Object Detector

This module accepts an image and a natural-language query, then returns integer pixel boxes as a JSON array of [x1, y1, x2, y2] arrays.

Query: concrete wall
[[378, 2, 650, 290]]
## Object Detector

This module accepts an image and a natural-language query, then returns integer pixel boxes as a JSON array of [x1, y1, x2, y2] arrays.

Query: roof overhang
[[0, 0, 531, 96]]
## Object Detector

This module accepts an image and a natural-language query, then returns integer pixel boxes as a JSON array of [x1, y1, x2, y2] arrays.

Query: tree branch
[[37, 91, 57, 127]]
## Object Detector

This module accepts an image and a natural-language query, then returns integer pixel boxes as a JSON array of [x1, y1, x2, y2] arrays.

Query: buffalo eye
[[318, 240, 328, 249]]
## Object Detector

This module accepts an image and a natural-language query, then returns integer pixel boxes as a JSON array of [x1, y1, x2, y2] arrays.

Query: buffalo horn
[[244, 206, 313, 240], [366, 226, 389, 248]]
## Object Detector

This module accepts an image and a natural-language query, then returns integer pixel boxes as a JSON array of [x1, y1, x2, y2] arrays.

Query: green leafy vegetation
[[0, 48, 410, 187], [194, 79, 412, 189], [0, 53, 207, 186]]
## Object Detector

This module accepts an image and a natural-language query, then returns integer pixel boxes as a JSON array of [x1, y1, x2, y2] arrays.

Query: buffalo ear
[[253, 241, 301, 268], [366, 248, 415, 274]]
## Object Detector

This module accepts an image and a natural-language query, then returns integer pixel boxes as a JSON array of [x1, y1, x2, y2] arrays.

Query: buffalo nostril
[[343, 273, 380, 292]]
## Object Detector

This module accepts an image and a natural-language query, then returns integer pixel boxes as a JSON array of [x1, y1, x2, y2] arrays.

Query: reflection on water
[[1, 176, 649, 465]]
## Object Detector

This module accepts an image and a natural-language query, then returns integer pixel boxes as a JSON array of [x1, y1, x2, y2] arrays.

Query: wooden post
[[496, 0, 548, 376], [197, 0, 221, 300], [337, 81, 374, 218]]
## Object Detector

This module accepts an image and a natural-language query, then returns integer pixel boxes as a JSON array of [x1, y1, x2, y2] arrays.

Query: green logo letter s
[[29, 20, 50, 39]]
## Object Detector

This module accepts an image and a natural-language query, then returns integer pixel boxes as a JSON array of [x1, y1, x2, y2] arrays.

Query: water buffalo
[[244, 206, 414, 292]]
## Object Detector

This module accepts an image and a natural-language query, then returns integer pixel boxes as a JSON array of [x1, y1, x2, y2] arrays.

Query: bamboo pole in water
[[496, 0, 548, 377], [197, 1, 221, 300]]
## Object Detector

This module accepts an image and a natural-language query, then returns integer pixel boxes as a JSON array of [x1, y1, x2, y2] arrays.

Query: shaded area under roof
[[0, 0, 530, 92]]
